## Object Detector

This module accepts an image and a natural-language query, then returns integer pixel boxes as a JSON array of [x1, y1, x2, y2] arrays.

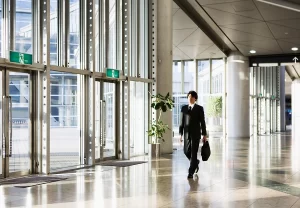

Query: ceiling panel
[[221, 22, 274, 38], [196, 0, 247, 6], [178, 44, 214, 59], [277, 38, 300, 45], [173, 8, 180, 15], [269, 19, 300, 30], [178, 28, 213, 46], [267, 23, 300, 39], [173, 28, 197, 46], [220, 27, 272, 42], [173, 46, 191, 60], [277, 40, 300, 53], [204, 1, 263, 21], [173, 2, 179, 9], [234, 43, 277, 56], [195, 45, 226, 59], [203, 7, 261, 25], [254, 1, 300, 21], [173, 9, 197, 30], [235, 39, 282, 53]]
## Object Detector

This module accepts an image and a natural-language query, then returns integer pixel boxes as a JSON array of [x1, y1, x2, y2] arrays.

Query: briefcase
[[201, 141, 211, 161]]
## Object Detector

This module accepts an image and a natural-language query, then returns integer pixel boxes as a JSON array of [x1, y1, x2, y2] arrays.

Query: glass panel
[[50, 71, 80, 171], [212, 59, 224, 94], [9, 72, 30, 173], [0, 71, 2, 175], [15, 0, 32, 53], [103, 82, 115, 158], [50, 0, 58, 65], [0, 1, 2, 57], [184, 61, 196, 93], [172, 62, 184, 149], [140, 0, 148, 78], [69, 0, 80, 68], [130, 82, 148, 156], [95, 0, 100, 72], [197, 60, 210, 109], [108, 0, 117, 69], [95, 82, 101, 159]]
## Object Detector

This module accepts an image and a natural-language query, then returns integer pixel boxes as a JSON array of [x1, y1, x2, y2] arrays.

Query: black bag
[[201, 141, 211, 161]]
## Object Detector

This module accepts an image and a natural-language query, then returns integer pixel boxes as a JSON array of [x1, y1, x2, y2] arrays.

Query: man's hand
[[202, 136, 207, 143], [180, 136, 183, 143]]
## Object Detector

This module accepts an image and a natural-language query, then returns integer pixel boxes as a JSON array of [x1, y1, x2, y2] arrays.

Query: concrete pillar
[[156, 0, 173, 154], [292, 79, 300, 138], [226, 52, 250, 138]]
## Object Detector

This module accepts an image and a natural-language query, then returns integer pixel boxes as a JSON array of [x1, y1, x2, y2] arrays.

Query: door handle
[[8, 96, 12, 157], [100, 100, 106, 147]]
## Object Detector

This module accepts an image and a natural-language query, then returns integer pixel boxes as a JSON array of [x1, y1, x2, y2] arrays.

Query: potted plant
[[147, 92, 174, 158]]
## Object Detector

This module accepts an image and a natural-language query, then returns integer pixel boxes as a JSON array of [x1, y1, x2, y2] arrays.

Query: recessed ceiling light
[[285, 32, 289, 35], [292, 47, 298, 51], [250, 50, 256, 54]]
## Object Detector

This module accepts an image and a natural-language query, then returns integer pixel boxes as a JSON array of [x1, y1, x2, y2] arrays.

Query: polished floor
[[2, 132, 300, 207]]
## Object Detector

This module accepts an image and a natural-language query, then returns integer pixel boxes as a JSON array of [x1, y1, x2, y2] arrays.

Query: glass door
[[0, 69, 32, 177], [95, 81, 116, 161]]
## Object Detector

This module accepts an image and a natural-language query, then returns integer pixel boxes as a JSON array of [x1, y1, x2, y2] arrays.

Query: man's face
[[188, 94, 196, 105]]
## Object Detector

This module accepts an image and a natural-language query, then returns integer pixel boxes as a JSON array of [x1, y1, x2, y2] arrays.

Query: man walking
[[179, 91, 207, 179]]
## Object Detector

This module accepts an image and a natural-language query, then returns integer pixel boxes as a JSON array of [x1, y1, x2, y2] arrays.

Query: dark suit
[[179, 104, 207, 175]]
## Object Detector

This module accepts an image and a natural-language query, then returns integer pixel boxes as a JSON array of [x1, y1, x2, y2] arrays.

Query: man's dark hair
[[187, 91, 198, 100]]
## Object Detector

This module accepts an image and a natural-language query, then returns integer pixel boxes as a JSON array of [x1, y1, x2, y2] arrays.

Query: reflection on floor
[[3, 132, 300, 207]]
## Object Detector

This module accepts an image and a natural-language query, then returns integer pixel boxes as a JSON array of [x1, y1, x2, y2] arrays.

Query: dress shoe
[[195, 159, 200, 174], [187, 174, 193, 179]]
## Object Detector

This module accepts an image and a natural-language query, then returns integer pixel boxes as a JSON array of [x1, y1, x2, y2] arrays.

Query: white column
[[292, 79, 300, 138], [156, 0, 173, 154], [226, 53, 250, 138]]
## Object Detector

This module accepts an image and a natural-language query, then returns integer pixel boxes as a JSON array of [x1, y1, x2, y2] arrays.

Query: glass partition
[[50, 71, 81, 171], [15, 0, 32, 53]]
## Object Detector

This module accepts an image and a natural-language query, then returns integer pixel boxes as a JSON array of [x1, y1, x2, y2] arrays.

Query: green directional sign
[[106, 68, 120, 79], [10, 51, 33, 65]]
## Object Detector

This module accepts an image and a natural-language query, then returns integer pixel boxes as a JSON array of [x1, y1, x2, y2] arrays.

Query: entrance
[[95, 80, 116, 161], [0, 69, 34, 178]]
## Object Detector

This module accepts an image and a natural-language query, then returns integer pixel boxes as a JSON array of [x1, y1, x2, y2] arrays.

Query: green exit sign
[[10, 51, 33, 65], [106, 68, 120, 78]]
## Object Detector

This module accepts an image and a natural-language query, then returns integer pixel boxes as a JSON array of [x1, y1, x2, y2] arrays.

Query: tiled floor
[[2, 132, 300, 207]]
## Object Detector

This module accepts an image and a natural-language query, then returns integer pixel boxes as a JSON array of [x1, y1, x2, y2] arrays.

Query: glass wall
[[172, 59, 225, 145], [130, 82, 148, 156], [108, 0, 117, 69], [50, 0, 58, 65], [184, 61, 196, 93], [50, 72, 80, 171], [69, 0, 80, 68], [197, 60, 210, 109], [0, 0, 151, 175]]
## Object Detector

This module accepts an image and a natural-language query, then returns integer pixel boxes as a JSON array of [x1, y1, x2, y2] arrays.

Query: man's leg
[[188, 138, 200, 175], [184, 137, 191, 160]]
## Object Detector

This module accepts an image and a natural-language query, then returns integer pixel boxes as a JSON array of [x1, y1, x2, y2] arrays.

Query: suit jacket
[[179, 104, 207, 139]]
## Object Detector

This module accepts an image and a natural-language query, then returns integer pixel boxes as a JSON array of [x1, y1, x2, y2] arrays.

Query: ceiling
[[173, 0, 300, 60], [172, 3, 226, 60]]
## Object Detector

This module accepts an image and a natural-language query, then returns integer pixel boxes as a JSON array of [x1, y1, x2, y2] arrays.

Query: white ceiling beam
[[256, 0, 300, 13]]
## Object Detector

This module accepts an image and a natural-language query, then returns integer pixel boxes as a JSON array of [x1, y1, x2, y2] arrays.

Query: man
[[179, 91, 207, 179]]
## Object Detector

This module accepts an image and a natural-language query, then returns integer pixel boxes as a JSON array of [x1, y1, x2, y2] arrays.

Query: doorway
[[95, 80, 116, 161], [0, 69, 34, 178]]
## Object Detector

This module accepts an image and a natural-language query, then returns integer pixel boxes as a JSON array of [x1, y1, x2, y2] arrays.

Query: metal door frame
[[95, 79, 118, 162], [0, 67, 35, 178]]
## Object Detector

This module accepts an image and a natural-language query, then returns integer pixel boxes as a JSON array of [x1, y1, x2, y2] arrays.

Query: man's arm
[[200, 106, 207, 136], [179, 106, 185, 136]]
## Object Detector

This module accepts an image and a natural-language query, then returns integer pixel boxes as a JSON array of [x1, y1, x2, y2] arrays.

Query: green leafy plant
[[147, 93, 174, 143], [207, 96, 222, 118]]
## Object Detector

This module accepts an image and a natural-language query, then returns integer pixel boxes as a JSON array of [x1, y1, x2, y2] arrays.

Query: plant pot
[[150, 143, 161, 158]]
